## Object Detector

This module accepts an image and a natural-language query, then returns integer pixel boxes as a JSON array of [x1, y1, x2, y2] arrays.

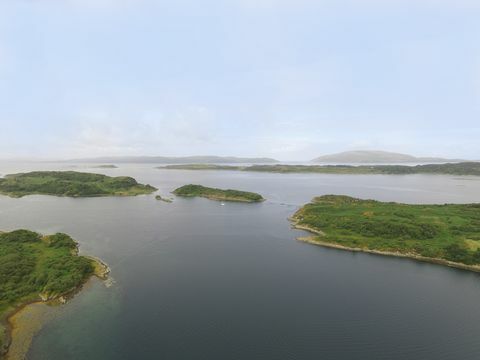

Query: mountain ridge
[[63, 155, 279, 164], [312, 151, 465, 164]]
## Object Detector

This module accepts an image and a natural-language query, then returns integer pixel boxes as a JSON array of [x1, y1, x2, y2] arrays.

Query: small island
[[291, 195, 480, 271], [155, 195, 173, 203], [0, 230, 109, 357], [173, 184, 264, 203], [0, 171, 157, 198]]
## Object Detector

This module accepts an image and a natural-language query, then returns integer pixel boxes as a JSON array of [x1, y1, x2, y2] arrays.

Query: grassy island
[[160, 162, 480, 176], [291, 195, 480, 271], [0, 230, 108, 355], [0, 171, 157, 198], [173, 184, 264, 203]]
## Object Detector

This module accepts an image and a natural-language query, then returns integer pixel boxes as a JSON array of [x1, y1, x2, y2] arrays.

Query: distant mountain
[[311, 151, 465, 164], [64, 156, 279, 164]]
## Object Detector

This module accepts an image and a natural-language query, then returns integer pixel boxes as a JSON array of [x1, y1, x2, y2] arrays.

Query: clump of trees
[[293, 195, 480, 266], [0, 230, 94, 316], [174, 184, 264, 202], [0, 171, 156, 197]]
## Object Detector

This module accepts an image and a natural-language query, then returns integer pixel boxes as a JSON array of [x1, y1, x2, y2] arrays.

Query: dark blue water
[[1, 163, 480, 359]]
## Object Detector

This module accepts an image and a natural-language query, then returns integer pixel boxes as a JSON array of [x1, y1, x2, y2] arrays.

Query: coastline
[[1, 258, 109, 359], [290, 219, 480, 274]]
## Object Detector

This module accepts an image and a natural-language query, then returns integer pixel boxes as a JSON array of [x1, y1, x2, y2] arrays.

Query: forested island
[[173, 184, 264, 203], [0, 230, 108, 356], [0, 171, 157, 198], [291, 195, 480, 271], [160, 162, 480, 176]]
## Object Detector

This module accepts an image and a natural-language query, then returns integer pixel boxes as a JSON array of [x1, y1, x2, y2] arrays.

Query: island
[[0, 171, 157, 198], [0, 230, 109, 357], [155, 195, 173, 203], [159, 162, 480, 176], [291, 195, 480, 271], [173, 184, 264, 203]]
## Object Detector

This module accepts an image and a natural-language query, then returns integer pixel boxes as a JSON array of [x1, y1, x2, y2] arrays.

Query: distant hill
[[311, 151, 464, 164], [65, 156, 279, 164]]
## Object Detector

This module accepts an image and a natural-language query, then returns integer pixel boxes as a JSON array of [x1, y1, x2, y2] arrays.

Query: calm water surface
[[1, 162, 480, 359]]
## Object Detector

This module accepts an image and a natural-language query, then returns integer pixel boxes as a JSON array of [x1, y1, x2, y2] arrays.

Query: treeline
[[173, 184, 264, 202]]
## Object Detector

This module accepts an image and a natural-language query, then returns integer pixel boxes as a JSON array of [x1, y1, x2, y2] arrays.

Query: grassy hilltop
[[0, 171, 157, 198], [292, 195, 480, 267], [173, 184, 264, 203]]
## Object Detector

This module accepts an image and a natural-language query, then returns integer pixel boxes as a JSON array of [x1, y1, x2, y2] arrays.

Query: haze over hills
[[311, 151, 466, 164], [64, 156, 279, 164]]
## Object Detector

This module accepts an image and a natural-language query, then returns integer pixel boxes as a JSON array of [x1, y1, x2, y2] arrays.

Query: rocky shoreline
[[1, 258, 110, 359], [290, 218, 480, 274]]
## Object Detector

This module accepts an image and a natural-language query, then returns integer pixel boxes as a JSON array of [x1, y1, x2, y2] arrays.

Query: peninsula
[[173, 184, 264, 203], [160, 162, 480, 176], [0, 171, 157, 198], [0, 230, 109, 357], [291, 195, 480, 271]]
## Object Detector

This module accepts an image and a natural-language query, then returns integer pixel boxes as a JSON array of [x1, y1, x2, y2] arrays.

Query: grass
[[0, 171, 157, 198], [0, 230, 102, 351], [160, 162, 480, 176], [173, 184, 264, 203], [292, 195, 480, 266]]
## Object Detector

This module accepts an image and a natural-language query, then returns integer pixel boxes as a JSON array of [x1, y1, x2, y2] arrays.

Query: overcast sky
[[0, 0, 479, 160]]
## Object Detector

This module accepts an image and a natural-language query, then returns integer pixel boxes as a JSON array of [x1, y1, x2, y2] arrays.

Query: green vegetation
[[0, 171, 157, 198], [0, 230, 103, 351], [292, 195, 480, 267], [246, 164, 376, 174], [160, 162, 480, 176], [161, 164, 240, 171], [173, 184, 264, 203]]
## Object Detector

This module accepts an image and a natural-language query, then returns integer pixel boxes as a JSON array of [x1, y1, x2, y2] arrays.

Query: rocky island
[[291, 195, 480, 271], [155, 195, 173, 203], [0, 230, 109, 357], [0, 171, 157, 198], [173, 184, 264, 203]]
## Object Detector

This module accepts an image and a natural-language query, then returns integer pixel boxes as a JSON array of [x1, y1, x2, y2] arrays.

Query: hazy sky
[[0, 0, 479, 160]]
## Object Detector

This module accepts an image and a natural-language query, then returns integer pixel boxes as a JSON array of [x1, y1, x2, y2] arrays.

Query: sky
[[0, 0, 479, 161]]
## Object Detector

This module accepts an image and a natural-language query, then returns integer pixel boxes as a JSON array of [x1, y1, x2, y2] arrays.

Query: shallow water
[[1, 162, 480, 359]]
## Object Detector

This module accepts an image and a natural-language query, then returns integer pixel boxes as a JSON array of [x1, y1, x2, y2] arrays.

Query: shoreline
[[1, 257, 109, 359], [290, 219, 480, 274]]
